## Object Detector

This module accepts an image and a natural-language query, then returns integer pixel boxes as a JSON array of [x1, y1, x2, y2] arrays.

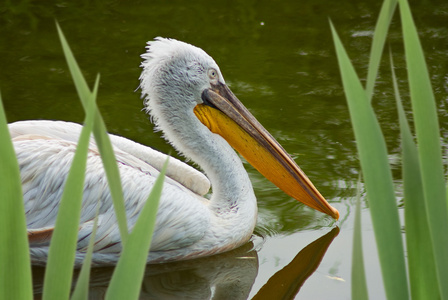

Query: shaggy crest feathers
[[139, 38, 211, 127], [138, 37, 223, 156], [139, 37, 220, 101]]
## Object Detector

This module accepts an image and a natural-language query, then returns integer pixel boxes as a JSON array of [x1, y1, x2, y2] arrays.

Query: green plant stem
[[398, 1, 448, 298], [0, 93, 33, 300], [330, 21, 409, 300]]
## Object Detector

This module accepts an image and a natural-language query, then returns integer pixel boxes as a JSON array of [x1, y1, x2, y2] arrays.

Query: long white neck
[[155, 106, 257, 214]]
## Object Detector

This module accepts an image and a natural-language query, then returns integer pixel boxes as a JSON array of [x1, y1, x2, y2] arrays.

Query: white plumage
[[12, 38, 338, 266]]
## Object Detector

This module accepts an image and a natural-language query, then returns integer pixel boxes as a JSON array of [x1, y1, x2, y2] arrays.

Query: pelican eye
[[208, 68, 218, 81]]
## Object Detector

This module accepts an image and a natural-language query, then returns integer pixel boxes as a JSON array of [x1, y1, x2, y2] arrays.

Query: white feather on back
[[10, 120, 210, 196], [12, 120, 212, 263]]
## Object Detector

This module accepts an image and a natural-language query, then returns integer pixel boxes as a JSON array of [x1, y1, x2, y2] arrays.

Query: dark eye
[[208, 68, 218, 80]]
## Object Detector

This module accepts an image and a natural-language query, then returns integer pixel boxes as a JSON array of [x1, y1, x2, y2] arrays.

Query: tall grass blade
[[398, 1, 448, 297], [365, 0, 397, 101], [0, 93, 33, 300], [42, 76, 99, 300], [105, 159, 167, 300], [56, 22, 129, 243], [390, 54, 439, 300], [351, 178, 368, 300], [330, 21, 408, 300], [70, 77, 101, 300], [71, 202, 101, 300]]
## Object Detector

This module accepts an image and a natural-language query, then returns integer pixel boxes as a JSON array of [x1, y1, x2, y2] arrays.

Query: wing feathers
[[9, 120, 210, 196]]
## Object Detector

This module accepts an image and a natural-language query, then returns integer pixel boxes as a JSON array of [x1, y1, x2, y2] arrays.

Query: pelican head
[[139, 37, 339, 220]]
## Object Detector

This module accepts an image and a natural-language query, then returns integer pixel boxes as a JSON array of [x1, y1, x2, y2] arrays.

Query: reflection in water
[[253, 227, 339, 300], [32, 243, 258, 300], [31, 228, 338, 299]]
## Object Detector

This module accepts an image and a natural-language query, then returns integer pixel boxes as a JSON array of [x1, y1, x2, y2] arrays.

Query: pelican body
[[12, 38, 339, 266]]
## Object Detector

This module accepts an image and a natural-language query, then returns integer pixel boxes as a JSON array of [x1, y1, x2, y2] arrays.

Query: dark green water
[[1, 1, 447, 299]]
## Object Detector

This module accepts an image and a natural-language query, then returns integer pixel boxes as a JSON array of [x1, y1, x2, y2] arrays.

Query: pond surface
[[1, 0, 447, 299]]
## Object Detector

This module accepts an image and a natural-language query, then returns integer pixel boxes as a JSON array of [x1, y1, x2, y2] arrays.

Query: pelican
[[10, 38, 339, 266]]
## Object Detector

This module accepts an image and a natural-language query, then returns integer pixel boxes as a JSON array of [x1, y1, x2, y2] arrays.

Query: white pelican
[[10, 38, 339, 266]]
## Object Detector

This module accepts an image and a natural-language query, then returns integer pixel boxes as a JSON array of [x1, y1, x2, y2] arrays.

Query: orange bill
[[194, 82, 339, 220]]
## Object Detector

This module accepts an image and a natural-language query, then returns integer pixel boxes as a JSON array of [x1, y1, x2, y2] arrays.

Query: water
[[1, 1, 447, 299]]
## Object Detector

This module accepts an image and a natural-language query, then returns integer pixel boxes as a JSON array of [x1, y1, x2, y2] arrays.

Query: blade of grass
[[105, 159, 167, 300], [351, 178, 368, 300], [0, 92, 33, 300], [365, 0, 397, 101], [71, 201, 101, 300], [56, 22, 128, 244], [390, 53, 439, 300], [398, 1, 448, 297], [42, 75, 99, 300], [330, 21, 408, 300]]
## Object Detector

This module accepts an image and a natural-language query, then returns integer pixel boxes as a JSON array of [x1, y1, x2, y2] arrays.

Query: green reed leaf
[[330, 21, 408, 300], [42, 75, 99, 300], [365, 0, 397, 101], [398, 0, 448, 297], [390, 53, 439, 300], [105, 159, 167, 300], [56, 22, 129, 243], [0, 93, 33, 300], [71, 201, 101, 300], [351, 178, 368, 300]]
